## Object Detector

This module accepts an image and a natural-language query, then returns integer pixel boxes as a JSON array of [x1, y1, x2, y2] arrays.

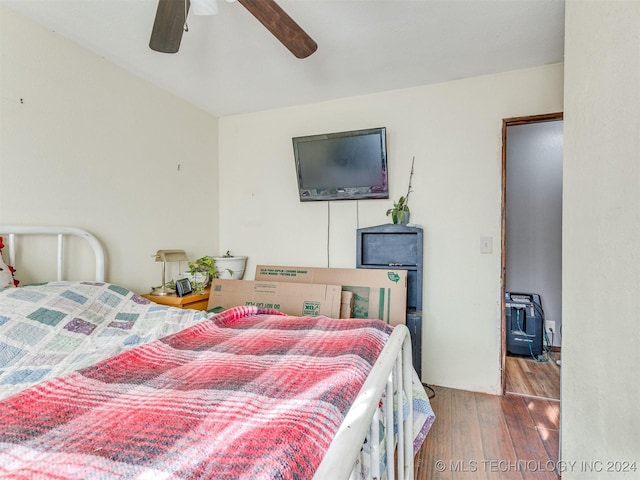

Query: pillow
[[0, 236, 19, 288]]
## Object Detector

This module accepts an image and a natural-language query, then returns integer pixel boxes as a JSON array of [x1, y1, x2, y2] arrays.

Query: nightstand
[[141, 288, 211, 311]]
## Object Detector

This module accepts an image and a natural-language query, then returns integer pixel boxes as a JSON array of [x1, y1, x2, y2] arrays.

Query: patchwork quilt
[[0, 281, 210, 399], [0, 304, 433, 479]]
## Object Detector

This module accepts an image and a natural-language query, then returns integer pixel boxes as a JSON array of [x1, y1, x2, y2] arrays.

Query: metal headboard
[[0, 225, 105, 282]]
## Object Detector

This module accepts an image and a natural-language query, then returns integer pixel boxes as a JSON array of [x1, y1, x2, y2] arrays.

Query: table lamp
[[151, 249, 188, 296]]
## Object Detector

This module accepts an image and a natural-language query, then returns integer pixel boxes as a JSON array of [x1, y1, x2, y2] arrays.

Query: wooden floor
[[415, 386, 560, 479], [505, 353, 561, 400]]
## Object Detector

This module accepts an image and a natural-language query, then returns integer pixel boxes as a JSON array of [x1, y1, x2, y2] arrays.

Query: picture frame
[[175, 277, 192, 297]]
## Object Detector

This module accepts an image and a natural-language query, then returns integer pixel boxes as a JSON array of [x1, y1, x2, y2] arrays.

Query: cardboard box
[[255, 265, 407, 325], [207, 279, 342, 318]]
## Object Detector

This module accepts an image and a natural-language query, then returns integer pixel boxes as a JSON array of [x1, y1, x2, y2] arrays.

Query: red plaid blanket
[[0, 306, 392, 479]]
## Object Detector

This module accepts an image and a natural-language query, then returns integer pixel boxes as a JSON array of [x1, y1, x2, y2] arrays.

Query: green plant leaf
[[189, 256, 218, 278]]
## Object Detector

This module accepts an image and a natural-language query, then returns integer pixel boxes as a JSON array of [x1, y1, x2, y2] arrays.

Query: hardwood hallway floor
[[415, 386, 560, 479], [505, 353, 561, 400]]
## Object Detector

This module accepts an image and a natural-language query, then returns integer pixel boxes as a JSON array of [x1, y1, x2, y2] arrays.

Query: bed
[[0, 226, 434, 479]]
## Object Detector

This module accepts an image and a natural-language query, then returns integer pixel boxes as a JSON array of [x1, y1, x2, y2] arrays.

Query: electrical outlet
[[545, 320, 556, 336]]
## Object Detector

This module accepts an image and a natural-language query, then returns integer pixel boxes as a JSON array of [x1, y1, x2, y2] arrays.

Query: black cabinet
[[356, 224, 423, 377]]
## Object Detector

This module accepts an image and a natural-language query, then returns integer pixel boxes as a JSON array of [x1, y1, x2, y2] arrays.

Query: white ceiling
[[1, 0, 565, 117]]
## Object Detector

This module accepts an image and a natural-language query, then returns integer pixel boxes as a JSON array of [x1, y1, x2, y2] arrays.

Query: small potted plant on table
[[386, 156, 415, 225], [186, 256, 218, 293]]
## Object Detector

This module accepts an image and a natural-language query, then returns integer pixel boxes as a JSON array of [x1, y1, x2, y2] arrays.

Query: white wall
[[506, 120, 563, 347], [562, 1, 640, 476], [0, 7, 219, 293], [219, 64, 563, 392]]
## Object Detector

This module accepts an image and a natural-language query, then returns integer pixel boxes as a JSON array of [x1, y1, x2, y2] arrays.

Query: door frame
[[500, 111, 564, 394]]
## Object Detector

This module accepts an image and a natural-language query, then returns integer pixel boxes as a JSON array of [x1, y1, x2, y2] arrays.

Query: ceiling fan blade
[[237, 0, 317, 59], [150, 0, 190, 53]]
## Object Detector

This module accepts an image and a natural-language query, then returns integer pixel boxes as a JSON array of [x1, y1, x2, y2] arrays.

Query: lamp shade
[[154, 250, 189, 263]]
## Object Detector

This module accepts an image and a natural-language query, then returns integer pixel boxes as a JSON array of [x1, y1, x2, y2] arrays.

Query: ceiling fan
[[149, 0, 317, 58]]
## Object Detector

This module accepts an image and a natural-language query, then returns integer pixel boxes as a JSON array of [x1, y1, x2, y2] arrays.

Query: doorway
[[501, 112, 563, 397]]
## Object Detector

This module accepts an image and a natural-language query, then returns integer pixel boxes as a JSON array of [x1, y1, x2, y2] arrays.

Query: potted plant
[[213, 251, 248, 280], [386, 156, 415, 224], [186, 256, 218, 293]]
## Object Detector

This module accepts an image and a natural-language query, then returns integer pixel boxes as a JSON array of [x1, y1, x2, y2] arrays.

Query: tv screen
[[292, 127, 388, 201]]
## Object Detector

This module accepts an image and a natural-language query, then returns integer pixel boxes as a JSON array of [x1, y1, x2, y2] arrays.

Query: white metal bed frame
[[0, 225, 415, 480], [315, 325, 415, 480], [0, 225, 105, 282]]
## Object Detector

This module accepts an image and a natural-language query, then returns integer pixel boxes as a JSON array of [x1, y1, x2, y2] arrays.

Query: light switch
[[480, 236, 493, 254]]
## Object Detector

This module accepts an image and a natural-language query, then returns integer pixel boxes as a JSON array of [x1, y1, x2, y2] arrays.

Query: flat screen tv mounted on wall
[[292, 127, 388, 201]]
